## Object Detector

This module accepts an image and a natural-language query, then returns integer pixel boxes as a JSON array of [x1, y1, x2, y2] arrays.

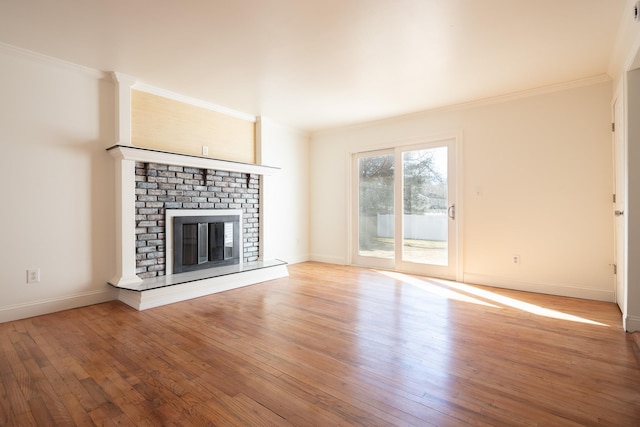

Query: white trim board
[[0, 42, 106, 79], [309, 254, 348, 265], [0, 289, 117, 323], [463, 273, 615, 302], [133, 82, 256, 123], [117, 263, 289, 310], [312, 74, 611, 137], [280, 254, 311, 265], [107, 145, 279, 176], [625, 315, 640, 332]]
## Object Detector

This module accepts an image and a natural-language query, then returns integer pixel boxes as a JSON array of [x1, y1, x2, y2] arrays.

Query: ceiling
[[0, 0, 627, 132]]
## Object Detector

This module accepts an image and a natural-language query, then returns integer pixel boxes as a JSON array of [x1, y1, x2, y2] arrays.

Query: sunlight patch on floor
[[378, 271, 498, 308], [377, 270, 609, 327]]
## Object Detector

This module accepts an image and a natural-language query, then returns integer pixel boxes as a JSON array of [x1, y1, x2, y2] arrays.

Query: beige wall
[[257, 117, 310, 264], [310, 80, 614, 301], [0, 46, 117, 321], [132, 89, 255, 164]]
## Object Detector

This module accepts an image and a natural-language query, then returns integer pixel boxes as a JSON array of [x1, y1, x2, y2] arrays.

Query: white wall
[[0, 46, 117, 322], [310, 80, 614, 301], [257, 117, 310, 264]]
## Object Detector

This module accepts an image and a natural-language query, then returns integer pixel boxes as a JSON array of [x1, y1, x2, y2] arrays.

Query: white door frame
[[349, 134, 463, 282], [394, 139, 459, 280], [612, 95, 627, 316]]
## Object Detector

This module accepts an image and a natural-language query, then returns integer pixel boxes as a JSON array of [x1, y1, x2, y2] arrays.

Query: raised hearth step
[[111, 259, 288, 310]]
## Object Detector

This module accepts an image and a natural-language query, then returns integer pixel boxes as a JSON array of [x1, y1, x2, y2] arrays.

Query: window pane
[[358, 154, 394, 259], [402, 147, 448, 265]]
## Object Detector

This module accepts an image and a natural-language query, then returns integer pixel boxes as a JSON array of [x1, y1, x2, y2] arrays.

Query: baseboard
[[309, 254, 347, 265], [463, 273, 615, 302], [630, 332, 640, 354], [625, 315, 640, 332], [0, 288, 118, 323], [281, 254, 311, 265], [118, 264, 289, 310]]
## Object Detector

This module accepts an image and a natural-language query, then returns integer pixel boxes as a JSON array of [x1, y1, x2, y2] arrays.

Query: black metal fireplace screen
[[173, 215, 240, 273]]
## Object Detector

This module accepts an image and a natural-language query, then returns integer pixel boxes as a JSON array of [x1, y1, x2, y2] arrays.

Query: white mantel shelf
[[107, 144, 280, 176]]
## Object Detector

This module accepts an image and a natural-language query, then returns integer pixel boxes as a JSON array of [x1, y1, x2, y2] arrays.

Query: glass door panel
[[402, 146, 448, 266], [357, 152, 395, 261]]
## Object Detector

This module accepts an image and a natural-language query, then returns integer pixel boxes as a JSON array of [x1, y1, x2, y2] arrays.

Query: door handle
[[448, 204, 456, 220], [615, 210, 624, 217]]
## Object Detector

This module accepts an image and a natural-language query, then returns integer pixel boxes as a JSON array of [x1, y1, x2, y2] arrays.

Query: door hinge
[[613, 193, 616, 203], [613, 264, 617, 275], [612, 122, 616, 132]]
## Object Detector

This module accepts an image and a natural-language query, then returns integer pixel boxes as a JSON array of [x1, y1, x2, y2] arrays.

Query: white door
[[613, 99, 626, 313], [352, 139, 458, 280], [395, 141, 458, 279]]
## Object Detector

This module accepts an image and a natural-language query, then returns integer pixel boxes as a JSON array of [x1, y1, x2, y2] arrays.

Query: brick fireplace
[[134, 162, 259, 278], [107, 144, 288, 310]]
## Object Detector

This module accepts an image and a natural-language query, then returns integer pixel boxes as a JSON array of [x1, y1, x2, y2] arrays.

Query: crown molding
[[440, 74, 612, 112], [313, 74, 612, 137], [0, 42, 107, 79], [133, 81, 256, 123]]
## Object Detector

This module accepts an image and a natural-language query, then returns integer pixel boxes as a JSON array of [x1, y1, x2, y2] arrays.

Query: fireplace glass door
[[209, 222, 234, 261], [181, 224, 203, 265], [173, 215, 240, 273]]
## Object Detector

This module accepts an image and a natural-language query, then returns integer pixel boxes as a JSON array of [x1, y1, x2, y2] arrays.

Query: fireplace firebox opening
[[172, 213, 242, 274]]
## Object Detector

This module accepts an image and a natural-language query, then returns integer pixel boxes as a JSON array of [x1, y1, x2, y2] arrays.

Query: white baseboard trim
[[0, 288, 118, 324], [624, 315, 640, 332], [281, 254, 311, 265], [463, 273, 615, 302], [309, 254, 347, 265], [118, 264, 289, 310]]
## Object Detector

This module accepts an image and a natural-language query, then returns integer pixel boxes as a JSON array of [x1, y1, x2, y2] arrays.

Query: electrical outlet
[[202, 146, 209, 156], [512, 255, 520, 265], [27, 268, 40, 283]]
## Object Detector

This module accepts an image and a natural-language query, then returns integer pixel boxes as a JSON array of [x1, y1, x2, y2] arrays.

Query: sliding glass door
[[353, 150, 395, 269], [352, 139, 458, 279]]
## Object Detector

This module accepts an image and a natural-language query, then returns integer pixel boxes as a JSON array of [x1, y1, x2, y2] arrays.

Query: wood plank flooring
[[1, 262, 639, 426]]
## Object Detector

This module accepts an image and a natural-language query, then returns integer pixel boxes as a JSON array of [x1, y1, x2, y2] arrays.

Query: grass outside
[[359, 237, 448, 265]]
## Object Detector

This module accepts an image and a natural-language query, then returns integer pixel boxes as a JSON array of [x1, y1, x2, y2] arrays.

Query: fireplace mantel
[[107, 73, 288, 310], [107, 145, 280, 176], [107, 144, 287, 309]]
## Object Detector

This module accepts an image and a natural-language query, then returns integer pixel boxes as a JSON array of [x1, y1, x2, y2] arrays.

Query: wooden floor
[[1, 262, 639, 426]]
